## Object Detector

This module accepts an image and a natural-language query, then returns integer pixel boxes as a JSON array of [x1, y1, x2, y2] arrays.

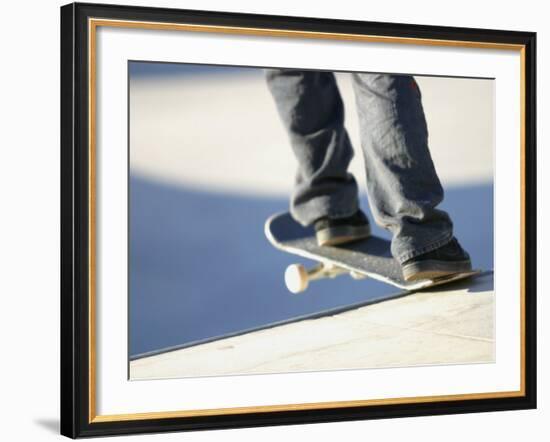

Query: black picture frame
[[60, 2, 537, 438]]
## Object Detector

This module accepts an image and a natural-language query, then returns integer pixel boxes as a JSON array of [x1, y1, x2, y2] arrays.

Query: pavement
[[130, 272, 494, 379], [130, 69, 494, 195]]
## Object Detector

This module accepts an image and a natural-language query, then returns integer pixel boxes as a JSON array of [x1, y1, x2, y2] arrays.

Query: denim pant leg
[[264, 69, 359, 226], [351, 73, 454, 263]]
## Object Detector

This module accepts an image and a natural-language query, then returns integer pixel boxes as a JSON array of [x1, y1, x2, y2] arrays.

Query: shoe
[[401, 237, 472, 281], [313, 210, 371, 246]]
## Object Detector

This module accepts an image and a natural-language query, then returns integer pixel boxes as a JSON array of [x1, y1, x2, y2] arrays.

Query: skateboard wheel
[[285, 264, 308, 293]]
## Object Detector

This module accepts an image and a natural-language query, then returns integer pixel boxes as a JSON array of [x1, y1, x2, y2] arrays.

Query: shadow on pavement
[[130, 175, 493, 357]]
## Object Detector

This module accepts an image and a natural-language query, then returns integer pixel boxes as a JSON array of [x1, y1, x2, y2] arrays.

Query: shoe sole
[[316, 224, 372, 247], [402, 259, 472, 282]]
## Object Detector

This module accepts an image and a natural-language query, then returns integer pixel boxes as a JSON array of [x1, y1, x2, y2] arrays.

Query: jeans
[[264, 69, 454, 264]]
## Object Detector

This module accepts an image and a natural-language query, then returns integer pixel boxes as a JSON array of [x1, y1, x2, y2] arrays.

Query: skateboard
[[265, 212, 480, 293]]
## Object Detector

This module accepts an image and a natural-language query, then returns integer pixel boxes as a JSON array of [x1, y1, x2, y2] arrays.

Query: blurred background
[[129, 62, 494, 359]]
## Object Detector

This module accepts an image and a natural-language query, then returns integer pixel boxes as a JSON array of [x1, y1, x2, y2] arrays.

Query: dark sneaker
[[313, 210, 371, 246], [401, 237, 472, 281]]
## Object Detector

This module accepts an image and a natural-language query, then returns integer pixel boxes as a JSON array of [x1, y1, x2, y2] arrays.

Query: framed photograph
[[60, 2, 536, 438]]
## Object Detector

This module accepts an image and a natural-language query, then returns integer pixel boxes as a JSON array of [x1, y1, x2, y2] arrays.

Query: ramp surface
[[130, 272, 494, 380]]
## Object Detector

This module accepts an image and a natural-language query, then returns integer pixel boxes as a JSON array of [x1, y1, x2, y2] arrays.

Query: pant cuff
[[394, 231, 454, 264], [290, 196, 358, 226]]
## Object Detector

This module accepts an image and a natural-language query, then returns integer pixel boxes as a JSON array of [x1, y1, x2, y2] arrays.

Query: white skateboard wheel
[[285, 264, 309, 293]]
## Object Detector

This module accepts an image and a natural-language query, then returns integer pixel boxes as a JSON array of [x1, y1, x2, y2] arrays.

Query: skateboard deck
[[265, 212, 480, 293]]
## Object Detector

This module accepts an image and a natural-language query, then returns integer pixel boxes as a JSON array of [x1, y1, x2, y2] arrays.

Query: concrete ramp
[[130, 272, 494, 380]]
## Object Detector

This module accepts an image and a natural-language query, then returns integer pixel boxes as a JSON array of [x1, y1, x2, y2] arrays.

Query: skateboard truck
[[284, 263, 367, 294]]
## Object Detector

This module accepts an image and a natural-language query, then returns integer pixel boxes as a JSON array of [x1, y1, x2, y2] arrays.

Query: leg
[[264, 69, 359, 226], [351, 73, 454, 264]]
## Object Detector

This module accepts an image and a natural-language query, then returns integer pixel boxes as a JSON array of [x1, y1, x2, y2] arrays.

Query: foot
[[313, 210, 371, 246], [401, 237, 472, 281]]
